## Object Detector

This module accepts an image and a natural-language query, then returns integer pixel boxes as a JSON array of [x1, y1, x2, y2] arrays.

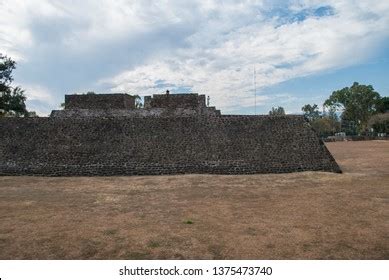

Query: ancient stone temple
[[64, 93, 136, 110], [51, 92, 220, 118], [0, 92, 341, 176]]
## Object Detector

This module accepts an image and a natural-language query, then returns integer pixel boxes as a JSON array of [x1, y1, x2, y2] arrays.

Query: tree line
[[269, 83, 389, 136], [303, 83, 389, 136]]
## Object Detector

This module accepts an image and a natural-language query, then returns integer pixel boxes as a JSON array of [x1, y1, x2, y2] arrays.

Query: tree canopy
[[301, 103, 340, 137], [376, 96, 389, 113], [0, 53, 16, 92], [368, 113, 389, 134], [0, 53, 28, 116], [324, 82, 381, 131], [269, 106, 285, 116], [302, 104, 320, 121]]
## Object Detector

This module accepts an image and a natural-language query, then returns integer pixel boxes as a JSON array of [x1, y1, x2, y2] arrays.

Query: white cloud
[[1, 0, 389, 114], [22, 84, 57, 116], [98, 3, 389, 110], [23, 84, 55, 104], [100, 0, 389, 112]]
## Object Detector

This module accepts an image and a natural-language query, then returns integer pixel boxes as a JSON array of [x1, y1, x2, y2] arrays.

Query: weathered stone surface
[[57, 93, 220, 118], [50, 107, 220, 118], [65, 94, 135, 110], [0, 115, 341, 176], [144, 93, 206, 109]]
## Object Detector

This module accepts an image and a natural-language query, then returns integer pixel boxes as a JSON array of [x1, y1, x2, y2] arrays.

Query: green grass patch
[[147, 240, 161, 248], [103, 229, 118, 236]]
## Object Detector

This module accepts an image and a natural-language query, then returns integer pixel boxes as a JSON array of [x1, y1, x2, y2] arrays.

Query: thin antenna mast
[[254, 66, 257, 115]]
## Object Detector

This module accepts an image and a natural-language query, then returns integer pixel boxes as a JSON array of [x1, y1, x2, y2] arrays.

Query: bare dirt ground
[[0, 141, 388, 259]]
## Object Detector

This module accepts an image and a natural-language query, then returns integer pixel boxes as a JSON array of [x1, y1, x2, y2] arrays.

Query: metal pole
[[254, 66, 257, 115]]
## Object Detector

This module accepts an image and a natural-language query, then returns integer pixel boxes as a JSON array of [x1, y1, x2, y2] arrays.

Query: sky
[[1, 0, 388, 116]]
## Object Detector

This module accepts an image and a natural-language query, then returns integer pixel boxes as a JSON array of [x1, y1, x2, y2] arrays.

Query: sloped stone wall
[[0, 115, 341, 176]]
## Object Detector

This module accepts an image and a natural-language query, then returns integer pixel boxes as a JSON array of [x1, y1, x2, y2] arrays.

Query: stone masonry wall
[[65, 94, 135, 110], [144, 94, 206, 109], [0, 115, 341, 176], [50, 107, 221, 118]]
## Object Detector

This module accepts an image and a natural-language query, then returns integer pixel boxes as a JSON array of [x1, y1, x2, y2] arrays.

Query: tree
[[311, 116, 341, 137], [0, 53, 16, 92], [0, 87, 27, 116], [0, 53, 28, 116], [324, 82, 381, 133], [301, 103, 341, 137], [368, 113, 389, 134], [302, 104, 320, 121], [269, 106, 285, 115], [376, 96, 389, 113]]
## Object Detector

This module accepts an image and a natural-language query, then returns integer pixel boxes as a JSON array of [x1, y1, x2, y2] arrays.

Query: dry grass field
[[0, 141, 388, 259]]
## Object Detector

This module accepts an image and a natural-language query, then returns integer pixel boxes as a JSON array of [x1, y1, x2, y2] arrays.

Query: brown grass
[[0, 141, 388, 259]]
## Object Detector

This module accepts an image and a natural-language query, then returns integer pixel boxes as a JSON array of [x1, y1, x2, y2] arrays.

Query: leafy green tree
[[0, 53, 16, 92], [311, 116, 341, 137], [368, 113, 389, 134], [0, 87, 27, 116], [326, 106, 339, 121], [302, 104, 320, 121], [269, 106, 285, 115], [324, 82, 381, 132], [0, 53, 28, 116], [376, 96, 389, 113], [302, 104, 341, 137]]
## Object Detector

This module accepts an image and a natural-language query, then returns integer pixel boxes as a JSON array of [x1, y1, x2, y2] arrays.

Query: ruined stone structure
[[64, 93, 136, 110], [51, 92, 220, 118], [0, 92, 341, 176]]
